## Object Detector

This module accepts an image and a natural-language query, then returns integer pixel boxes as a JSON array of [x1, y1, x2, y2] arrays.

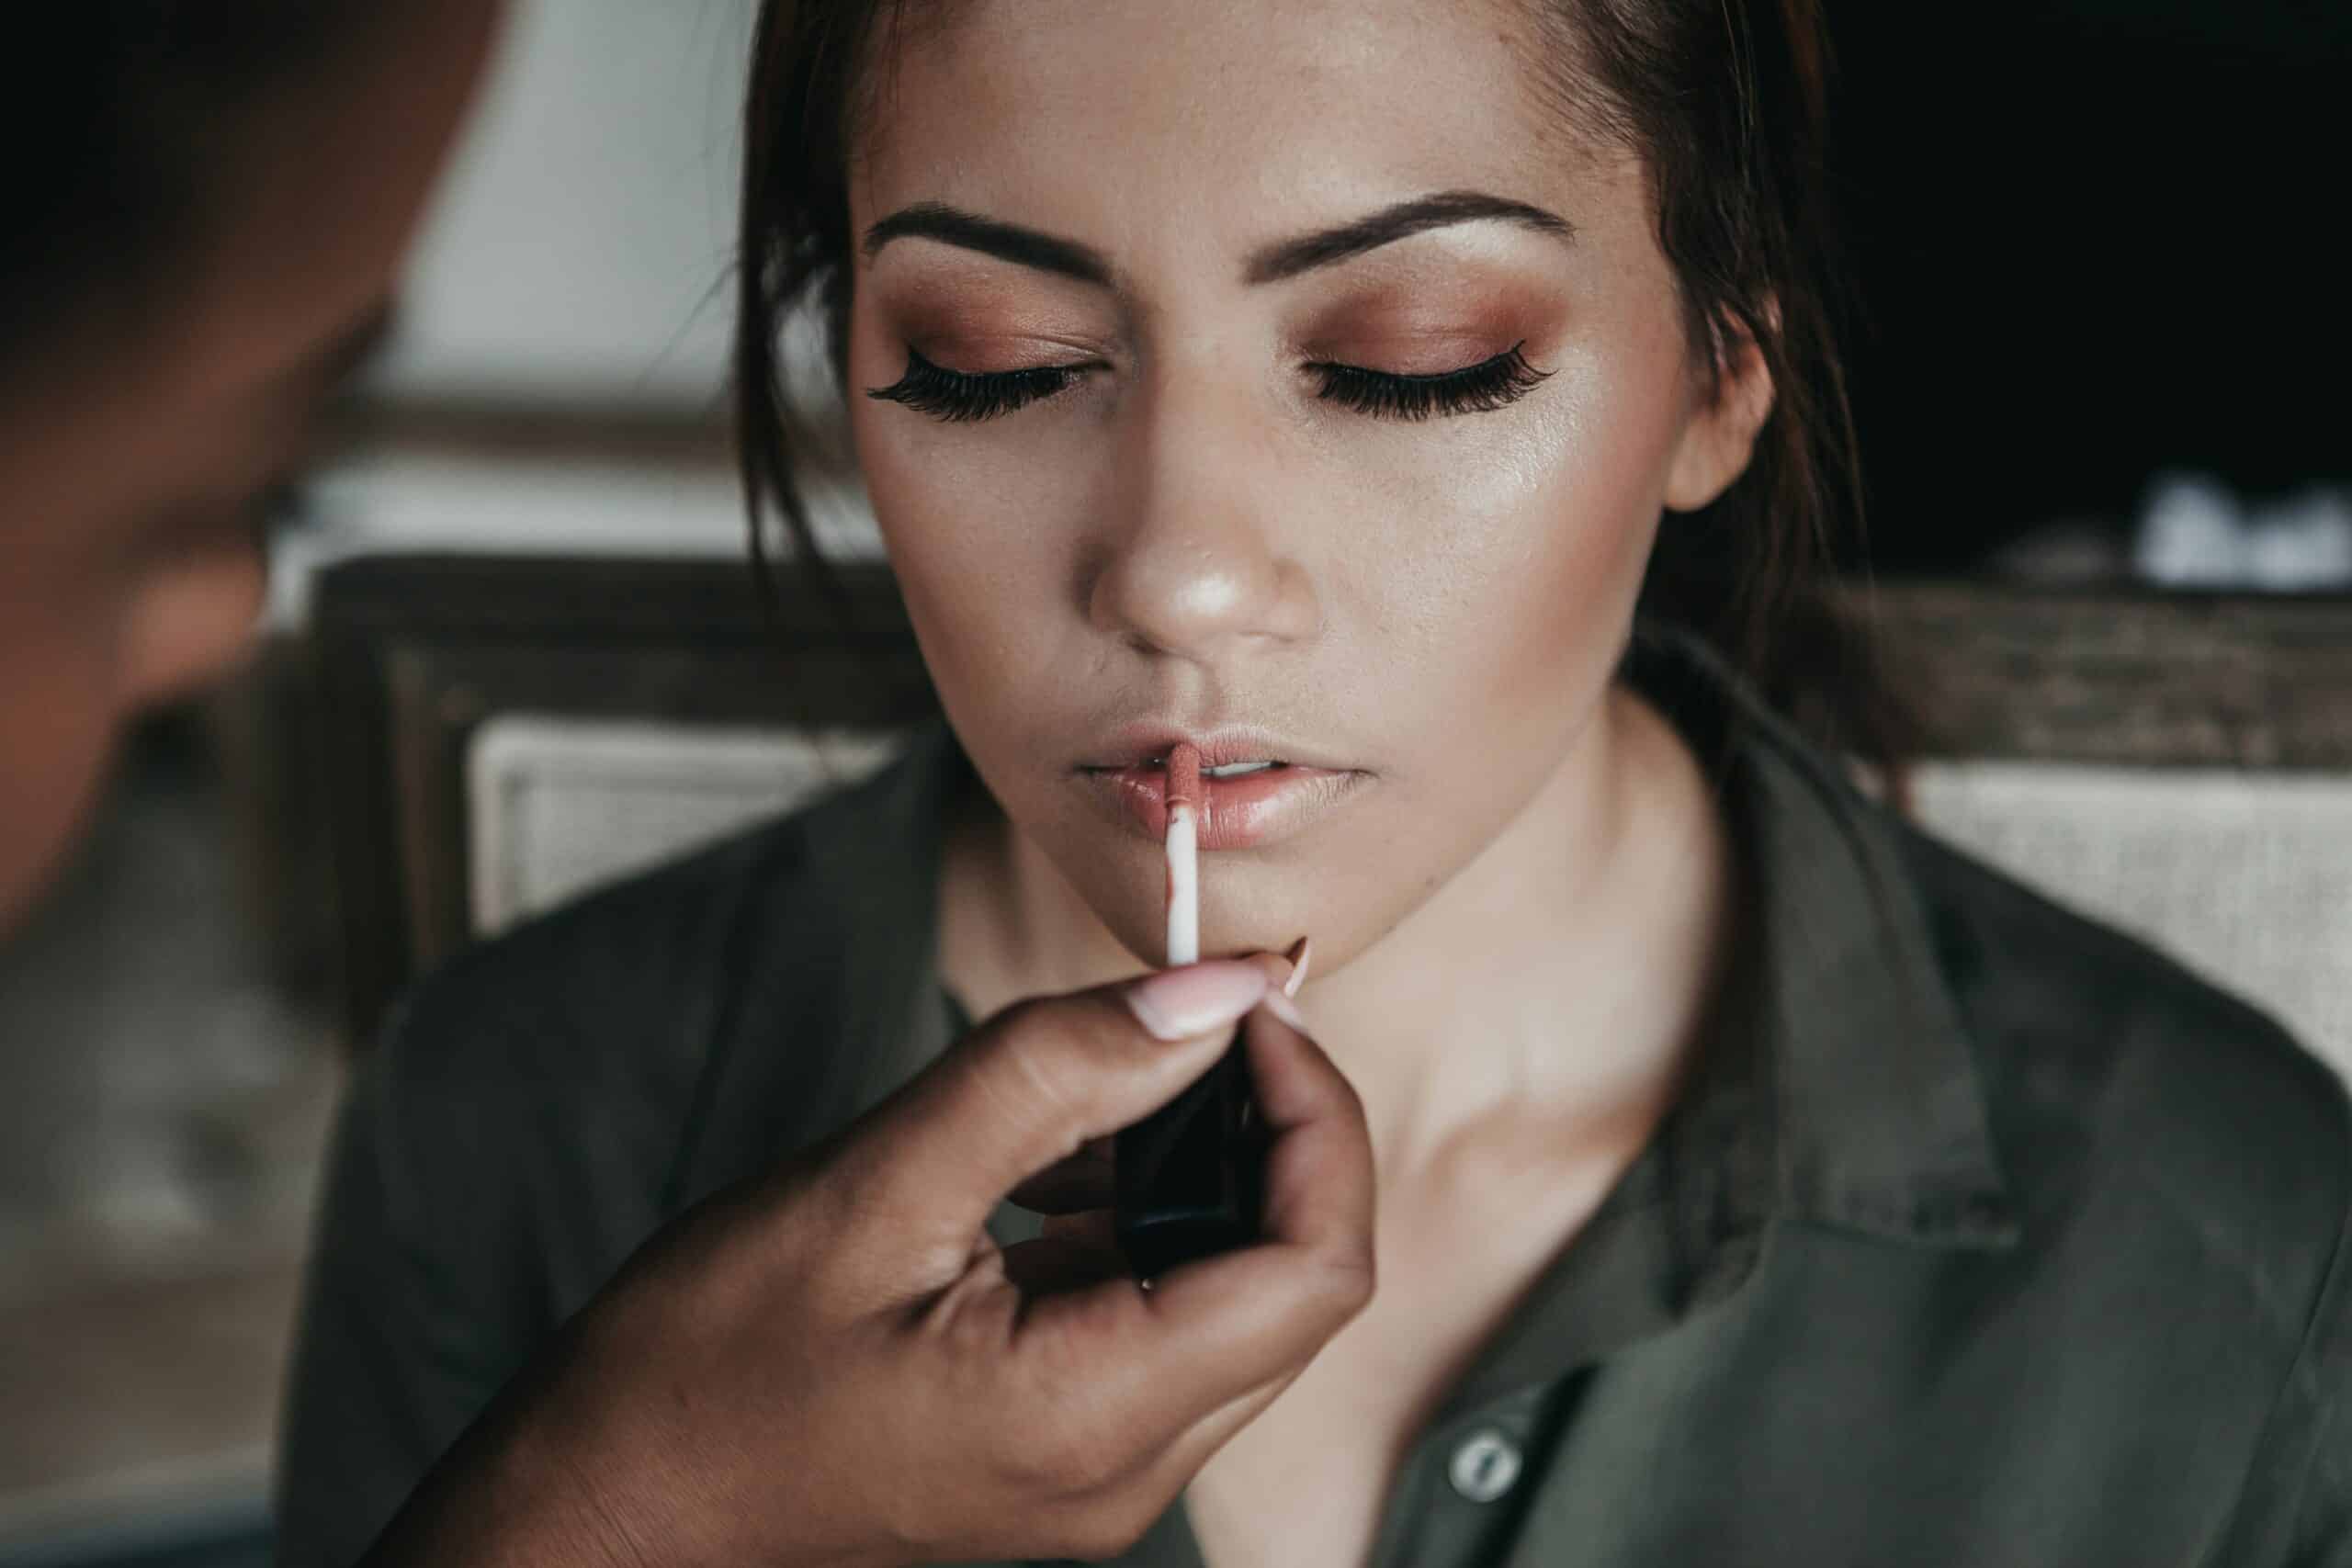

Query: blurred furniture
[[0, 1258, 288, 1568], [313, 558, 2352, 1077], [311, 556, 935, 1048], [1873, 581, 2352, 1076], [464, 716, 904, 936]]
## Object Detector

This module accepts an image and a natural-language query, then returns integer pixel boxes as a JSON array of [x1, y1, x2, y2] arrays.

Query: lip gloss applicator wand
[[1164, 742, 1201, 966], [1114, 742, 1264, 1278]]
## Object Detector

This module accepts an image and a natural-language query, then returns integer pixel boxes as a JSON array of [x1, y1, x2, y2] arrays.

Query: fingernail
[[1126, 962, 1270, 1042], [1282, 935, 1313, 998], [1262, 987, 1311, 1033]]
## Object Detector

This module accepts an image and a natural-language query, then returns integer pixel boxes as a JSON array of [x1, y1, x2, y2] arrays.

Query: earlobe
[[1661, 324, 1777, 513]]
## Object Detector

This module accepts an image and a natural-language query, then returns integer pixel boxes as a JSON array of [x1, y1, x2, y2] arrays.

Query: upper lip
[[1081, 726, 1356, 773]]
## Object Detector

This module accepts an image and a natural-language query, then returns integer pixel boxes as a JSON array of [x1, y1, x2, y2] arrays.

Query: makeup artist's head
[[0, 1, 498, 930], [740, 0, 1856, 973]]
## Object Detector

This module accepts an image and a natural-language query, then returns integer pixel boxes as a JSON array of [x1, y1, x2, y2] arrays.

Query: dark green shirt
[[277, 632, 2352, 1567]]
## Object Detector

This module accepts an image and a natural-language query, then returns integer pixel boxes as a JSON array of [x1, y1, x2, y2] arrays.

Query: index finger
[[833, 962, 1273, 1257]]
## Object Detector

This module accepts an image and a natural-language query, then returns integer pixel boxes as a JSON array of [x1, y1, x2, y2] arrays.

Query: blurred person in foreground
[[0, 6, 1374, 1566], [277, 0, 2352, 1565]]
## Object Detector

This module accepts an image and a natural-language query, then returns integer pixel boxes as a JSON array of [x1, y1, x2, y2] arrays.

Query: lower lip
[[1080, 762, 1368, 850]]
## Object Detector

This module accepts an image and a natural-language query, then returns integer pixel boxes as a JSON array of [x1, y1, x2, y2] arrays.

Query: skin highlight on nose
[[1092, 547, 1309, 661]]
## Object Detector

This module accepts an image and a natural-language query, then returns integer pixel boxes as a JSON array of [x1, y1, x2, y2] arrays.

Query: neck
[[939, 681, 1734, 1175]]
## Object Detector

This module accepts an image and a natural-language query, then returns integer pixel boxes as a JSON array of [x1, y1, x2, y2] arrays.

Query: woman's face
[[846, 0, 1768, 974], [0, 0, 497, 930]]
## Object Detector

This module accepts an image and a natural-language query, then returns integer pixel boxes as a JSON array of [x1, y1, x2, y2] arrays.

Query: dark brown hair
[[734, 0, 1889, 757], [2, 6, 361, 379]]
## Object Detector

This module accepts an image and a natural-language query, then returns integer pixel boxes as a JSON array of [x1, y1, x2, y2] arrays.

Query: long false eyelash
[[865, 348, 1077, 423], [868, 342, 1553, 425], [1307, 341, 1552, 421]]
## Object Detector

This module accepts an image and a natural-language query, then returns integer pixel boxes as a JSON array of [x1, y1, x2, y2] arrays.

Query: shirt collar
[[1436, 626, 2018, 1418], [1630, 624, 2019, 1252]]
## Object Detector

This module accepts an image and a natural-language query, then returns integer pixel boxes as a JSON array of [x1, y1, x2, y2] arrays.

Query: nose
[[1084, 364, 1319, 662]]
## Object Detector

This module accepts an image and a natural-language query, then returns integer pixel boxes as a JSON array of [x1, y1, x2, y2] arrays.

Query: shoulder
[[341, 739, 948, 1307], [1893, 818, 2351, 1331], [332, 813, 811, 1313], [380, 809, 809, 1102], [377, 731, 943, 1101]]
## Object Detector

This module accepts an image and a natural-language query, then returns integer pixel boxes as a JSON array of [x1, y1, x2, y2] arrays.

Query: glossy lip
[[1076, 728, 1371, 850]]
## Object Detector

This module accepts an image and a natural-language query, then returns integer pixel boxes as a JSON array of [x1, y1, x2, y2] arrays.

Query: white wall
[[372, 0, 762, 410], [297, 0, 883, 609]]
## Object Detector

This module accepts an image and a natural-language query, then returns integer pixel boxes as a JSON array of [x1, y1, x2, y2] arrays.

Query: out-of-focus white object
[[2132, 472, 2247, 585], [467, 718, 905, 935], [1912, 761, 2352, 1079], [265, 454, 884, 631], [2132, 470, 2352, 590], [2243, 488, 2352, 589]]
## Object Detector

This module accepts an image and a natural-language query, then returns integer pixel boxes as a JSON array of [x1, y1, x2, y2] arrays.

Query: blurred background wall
[[0, 1, 2342, 1563], [372, 0, 752, 407]]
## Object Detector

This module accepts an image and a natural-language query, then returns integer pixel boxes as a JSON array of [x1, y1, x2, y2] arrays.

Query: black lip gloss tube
[[1115, 1040, 1261, 1278]]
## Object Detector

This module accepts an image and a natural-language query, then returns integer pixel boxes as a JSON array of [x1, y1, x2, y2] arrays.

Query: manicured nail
[[1262, 987, 1311, 1033], [1282, 935, 1313, 997], [1126, 962, 1270, 1042]]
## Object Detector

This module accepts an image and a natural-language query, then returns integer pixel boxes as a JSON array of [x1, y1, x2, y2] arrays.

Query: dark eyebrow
[[862, 202, 1114, 286], [859, 189, 1573, 292], [1243, 190, 1574, 285]]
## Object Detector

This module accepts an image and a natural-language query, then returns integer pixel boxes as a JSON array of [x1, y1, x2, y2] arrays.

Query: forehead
[[175, 0, 497, 400], [851, 0, 1602, 257]]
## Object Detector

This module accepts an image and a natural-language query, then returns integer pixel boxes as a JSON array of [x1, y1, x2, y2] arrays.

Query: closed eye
[[865, 341, 1551, 424], [1306, 342, 1550, 421], [865, 348, 1086, 423]]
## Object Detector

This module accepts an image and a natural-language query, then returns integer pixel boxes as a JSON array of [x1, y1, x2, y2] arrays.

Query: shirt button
[[1447, 1429, 1523, 1504]]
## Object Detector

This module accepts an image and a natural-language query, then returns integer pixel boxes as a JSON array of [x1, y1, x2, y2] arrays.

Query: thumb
[[834, 961, 1272, 1251]]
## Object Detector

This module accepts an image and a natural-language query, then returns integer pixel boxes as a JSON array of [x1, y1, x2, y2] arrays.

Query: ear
[[1662, 312, 1777, 513]]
